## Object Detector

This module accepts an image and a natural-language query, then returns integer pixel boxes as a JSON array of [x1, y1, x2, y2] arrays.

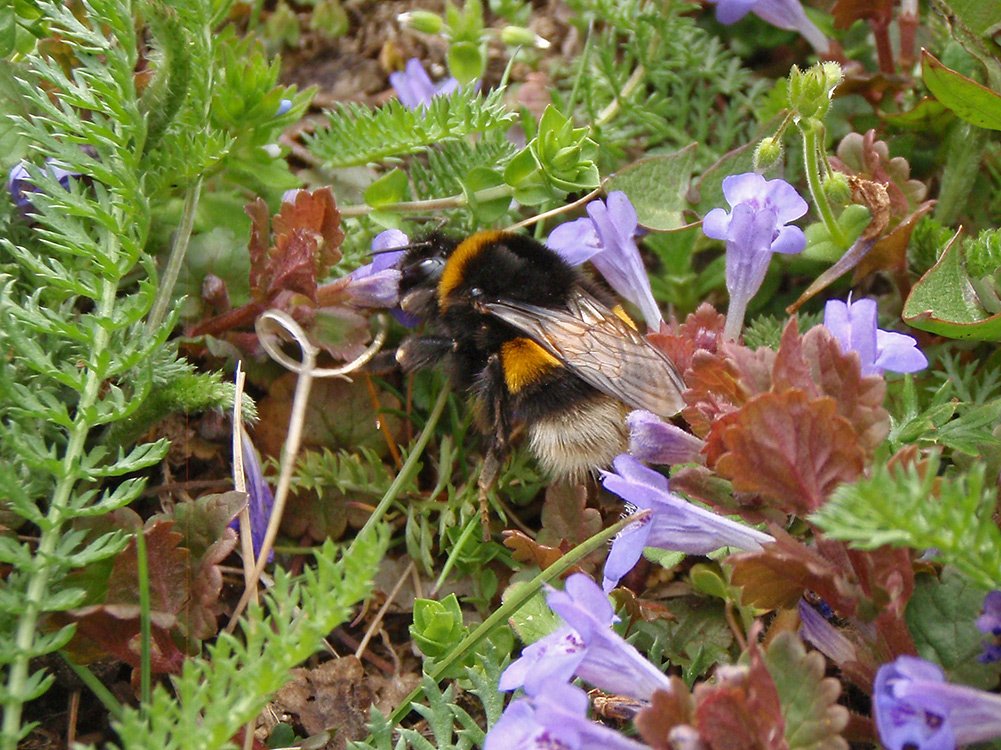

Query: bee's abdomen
[[526, 394, 629, 480]]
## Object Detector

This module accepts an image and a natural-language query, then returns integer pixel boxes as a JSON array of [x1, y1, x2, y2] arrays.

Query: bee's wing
[[483, 291, 686, 417]]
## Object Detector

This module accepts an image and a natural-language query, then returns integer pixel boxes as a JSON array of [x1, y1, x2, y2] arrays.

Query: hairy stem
[[801, 120, 848, 249]]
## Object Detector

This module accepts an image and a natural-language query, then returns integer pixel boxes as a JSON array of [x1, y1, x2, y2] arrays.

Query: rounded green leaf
[[607, 145, 698, 231]]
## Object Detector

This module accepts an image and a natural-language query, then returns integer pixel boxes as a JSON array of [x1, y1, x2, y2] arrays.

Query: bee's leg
[[478, 353, 511, 540], [396, 335, 455, 372]]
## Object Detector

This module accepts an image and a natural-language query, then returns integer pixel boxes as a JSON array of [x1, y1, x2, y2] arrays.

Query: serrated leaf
[[922, 50, 1001, 131], [713, 390, 866, 513], [765, 633, 849, 750], [606, 145, 698, 230], [907, 568, 1001, 689]]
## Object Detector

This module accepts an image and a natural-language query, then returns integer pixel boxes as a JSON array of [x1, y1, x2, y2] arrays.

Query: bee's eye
[[469, 287, 484, 299], [418, 257, 443, 276]]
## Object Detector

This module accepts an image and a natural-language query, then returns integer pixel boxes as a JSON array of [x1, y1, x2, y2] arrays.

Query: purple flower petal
[[547, 216, 602, 265], [823, 297, 927, 376], [977, 591, 1001, 663], [627, 410, 704, 466], [499, 626, 587, 694], [545, 574, 672, 700], [874, 656, 1001, 749], [546, 192, 663, 330], [707, 0, 829, 51], [601, 455, 773, 590], [390, 58, 458, 110], [703, 173, 807, 340], [485, 679, 647, 750], [231, 433, 275, 563]]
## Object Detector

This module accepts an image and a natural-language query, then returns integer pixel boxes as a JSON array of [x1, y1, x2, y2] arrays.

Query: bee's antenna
[[370, 238, 433, 256]]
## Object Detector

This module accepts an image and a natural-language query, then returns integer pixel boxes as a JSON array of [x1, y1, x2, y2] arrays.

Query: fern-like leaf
[[306, 87, 516, 169]]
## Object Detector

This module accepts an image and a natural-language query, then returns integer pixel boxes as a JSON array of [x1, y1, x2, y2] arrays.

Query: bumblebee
[[395, 230, 685, 526]]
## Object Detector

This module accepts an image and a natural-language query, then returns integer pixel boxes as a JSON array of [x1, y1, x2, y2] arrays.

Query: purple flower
[[276, 98, 293, 116], [485, 679, 647, 750], [547, 191, 663, 330], [702, 173, 807, 340], [233, 433, 275, 563], [874, 656, 1001, 750], [498, 626, 587, 694], [500, 573, 672, 701], [627, 410, 704, 466], [8, 159, 77, 214], [601, 455, 773, 592], [342, 229, 408, 308], [823, 297, 928, 376], [389, 58, 459, 109], [976, 590, 1001, 664], [798, 599, 857, 666], [707, 0, 829, 53]]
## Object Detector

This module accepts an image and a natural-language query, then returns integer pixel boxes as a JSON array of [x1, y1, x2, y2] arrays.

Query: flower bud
[[398, 10, 444, 34], [787, 62, 843, 120], [499, 25, 550, 49], [822, 171, 851, 206], [753, 136, 783, 169]]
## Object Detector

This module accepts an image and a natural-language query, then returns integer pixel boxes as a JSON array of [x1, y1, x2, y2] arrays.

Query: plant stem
[[800, 119, 847, 249], [2, 272, 118, 750], [146, 176, 203, 333]]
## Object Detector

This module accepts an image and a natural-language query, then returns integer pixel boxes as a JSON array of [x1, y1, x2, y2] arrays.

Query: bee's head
[[397, 232, 458, 317]]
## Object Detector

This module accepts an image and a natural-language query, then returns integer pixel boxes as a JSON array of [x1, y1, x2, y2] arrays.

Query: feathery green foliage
[[306, 86, 517, 169], [811, 454, 1001, 590], [112, 532, 388, 750], [0, 1, 172, 744]]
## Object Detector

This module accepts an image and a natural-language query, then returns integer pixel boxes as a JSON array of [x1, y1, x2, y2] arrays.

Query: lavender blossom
[[235, 432, 275, 562], [874, 656, 1001, 750], [627, 410, 704, 466], [798, 599, 858, 666], [485, 679, 647, 750], [8, 159, 77, 214], [601, 455, 773, 591], [547, 191, 663, 330], [498, 626, 587, 695], [823, 297, 928, 376], [389, 58, 459, 109], [707, 0, 829, 53], [500, 573, 672, 701], [343, 229, 409, 308], [701, 173, 807, 340], [976, 590, 1001, 664]]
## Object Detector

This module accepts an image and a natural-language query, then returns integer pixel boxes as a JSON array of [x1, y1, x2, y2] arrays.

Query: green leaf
[[906, 568, 1001, 689], [939, 0, 1001, 36], [501, 580, 560, 644], [448, 41, 485, 85], [462, 167, 511, 223], [765, 633, 849, 750], [606, 144, 698, 231], [811, 456, 1001, 591], [0, 5, 15, 57], [364, 168, 409, 207], [921, 50, 1001, 131], [903, 229, 1001, 340]]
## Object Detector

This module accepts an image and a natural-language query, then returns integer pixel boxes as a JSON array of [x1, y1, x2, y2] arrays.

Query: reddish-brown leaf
[[538, 482, 602, 549], [682, 350, 748, 439], [648, 303, 726, 375], [713, 391, 866, 514], [799, 325, 890, 455], [730, 528, 861, 613], [244, 188, 344, 303], [694, 634, 787, 750], [503, 530, 573, 572], [635, 678, 696, 750], [670, 466, 783, 525]]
